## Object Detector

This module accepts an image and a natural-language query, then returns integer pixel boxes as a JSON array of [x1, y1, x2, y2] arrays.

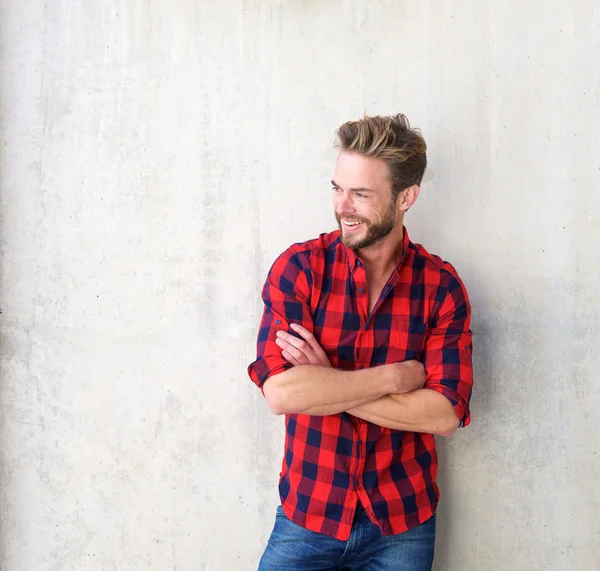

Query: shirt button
[[353, 479, 359, 487], [358, 288, 365, 293], [275, 320, 281, 325]]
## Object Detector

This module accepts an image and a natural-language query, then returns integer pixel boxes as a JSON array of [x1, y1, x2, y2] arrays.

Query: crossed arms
[[263, 324, 461, 437]]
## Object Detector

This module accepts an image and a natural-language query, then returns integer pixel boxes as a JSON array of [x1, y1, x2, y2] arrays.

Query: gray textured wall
[[1, 1, 598, 570]]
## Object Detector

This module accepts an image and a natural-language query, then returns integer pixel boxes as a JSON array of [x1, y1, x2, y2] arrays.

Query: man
[[248, 114, 473, 571]]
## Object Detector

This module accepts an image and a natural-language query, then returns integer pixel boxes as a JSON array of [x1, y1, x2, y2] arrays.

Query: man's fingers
[[289, 323, 320, 349], [281, 350, 301, 366], [290, 322, 314, 340], [290, 323, 330, 361], [276, 336, 309, 363], [277, 330, 312, 355], [281, 342, 309, 364], [313, 343, 329, 359], [277, 326, 331, 368]]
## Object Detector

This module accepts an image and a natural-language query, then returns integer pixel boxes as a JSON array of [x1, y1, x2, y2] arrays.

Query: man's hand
[[275, 323, 332, 367], [391, 360, 427, 393]]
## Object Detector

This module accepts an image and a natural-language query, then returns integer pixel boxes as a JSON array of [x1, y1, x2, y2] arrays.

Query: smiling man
[[248, 114, 473, 571]]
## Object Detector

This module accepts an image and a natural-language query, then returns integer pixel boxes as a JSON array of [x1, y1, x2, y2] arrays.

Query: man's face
[[332, 152, 397, 250]]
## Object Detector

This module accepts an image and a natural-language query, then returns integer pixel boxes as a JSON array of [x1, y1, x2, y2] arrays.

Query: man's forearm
[[263, 364, 399, 416], [346, 389, 460, 436]]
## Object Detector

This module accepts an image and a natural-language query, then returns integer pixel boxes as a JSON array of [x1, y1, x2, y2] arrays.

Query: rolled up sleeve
[[423, 271, 473, 427], [248, 247, 313, 391]]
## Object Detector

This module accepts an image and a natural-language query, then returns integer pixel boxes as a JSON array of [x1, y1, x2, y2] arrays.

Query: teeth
[[343, 220, 361, 226]]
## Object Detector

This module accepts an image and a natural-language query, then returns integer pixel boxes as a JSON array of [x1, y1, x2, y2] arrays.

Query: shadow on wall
[[432, 303, 496, 570]]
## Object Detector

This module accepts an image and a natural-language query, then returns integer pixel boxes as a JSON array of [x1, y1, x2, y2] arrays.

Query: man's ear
[[397, 185, 421, 212]]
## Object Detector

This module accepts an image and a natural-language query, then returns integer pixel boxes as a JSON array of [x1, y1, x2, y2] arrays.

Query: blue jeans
[[258, 504, 436, 571]]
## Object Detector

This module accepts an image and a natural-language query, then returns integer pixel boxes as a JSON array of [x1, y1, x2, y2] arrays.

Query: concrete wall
[[1, 1, 598, 569]]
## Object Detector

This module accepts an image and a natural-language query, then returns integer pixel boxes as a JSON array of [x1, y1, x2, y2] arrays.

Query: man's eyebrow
[[331, 180, 374, 192]]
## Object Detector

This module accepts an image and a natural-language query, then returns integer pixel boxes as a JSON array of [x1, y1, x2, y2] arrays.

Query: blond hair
[[336, 114, 427, 199]]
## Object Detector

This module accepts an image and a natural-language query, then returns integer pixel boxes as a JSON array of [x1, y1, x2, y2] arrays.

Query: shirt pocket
[[389, 316, 429, 361]]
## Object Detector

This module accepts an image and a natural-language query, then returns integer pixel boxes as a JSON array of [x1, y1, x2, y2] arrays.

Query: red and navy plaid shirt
[[248, 227, 473, 540]]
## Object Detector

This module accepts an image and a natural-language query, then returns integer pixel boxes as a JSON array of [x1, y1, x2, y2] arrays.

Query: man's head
[[332, 114, 427, 250]]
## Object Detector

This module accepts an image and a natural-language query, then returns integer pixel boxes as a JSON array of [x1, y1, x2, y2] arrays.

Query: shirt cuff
[[425, 383, 470, 428], [248, 356, 293, 391]]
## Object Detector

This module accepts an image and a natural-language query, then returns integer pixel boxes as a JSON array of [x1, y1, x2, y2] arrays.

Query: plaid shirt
[[248, 227, 473, 540]]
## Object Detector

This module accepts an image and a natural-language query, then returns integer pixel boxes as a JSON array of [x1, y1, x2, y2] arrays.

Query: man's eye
[[355, 192, 366, 198], [332, 187, 341, 193]]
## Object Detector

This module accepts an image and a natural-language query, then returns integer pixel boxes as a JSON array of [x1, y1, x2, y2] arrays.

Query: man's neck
[[356, 224, 405, 278]]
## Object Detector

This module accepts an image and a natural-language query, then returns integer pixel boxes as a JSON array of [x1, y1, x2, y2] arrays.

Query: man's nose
[[335, 191, 355, 214]]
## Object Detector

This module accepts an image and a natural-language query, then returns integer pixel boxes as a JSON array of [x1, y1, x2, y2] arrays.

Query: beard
[[335, 201, 396, 250]]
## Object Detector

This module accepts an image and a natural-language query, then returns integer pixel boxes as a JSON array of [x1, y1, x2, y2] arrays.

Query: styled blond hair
[[336, 114, 427, 199]]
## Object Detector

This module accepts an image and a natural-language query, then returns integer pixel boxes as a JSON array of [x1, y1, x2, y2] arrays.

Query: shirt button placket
[[353, 439, 362, 487], [354, 262, 368, 324], [353, 426, 367, 490]]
